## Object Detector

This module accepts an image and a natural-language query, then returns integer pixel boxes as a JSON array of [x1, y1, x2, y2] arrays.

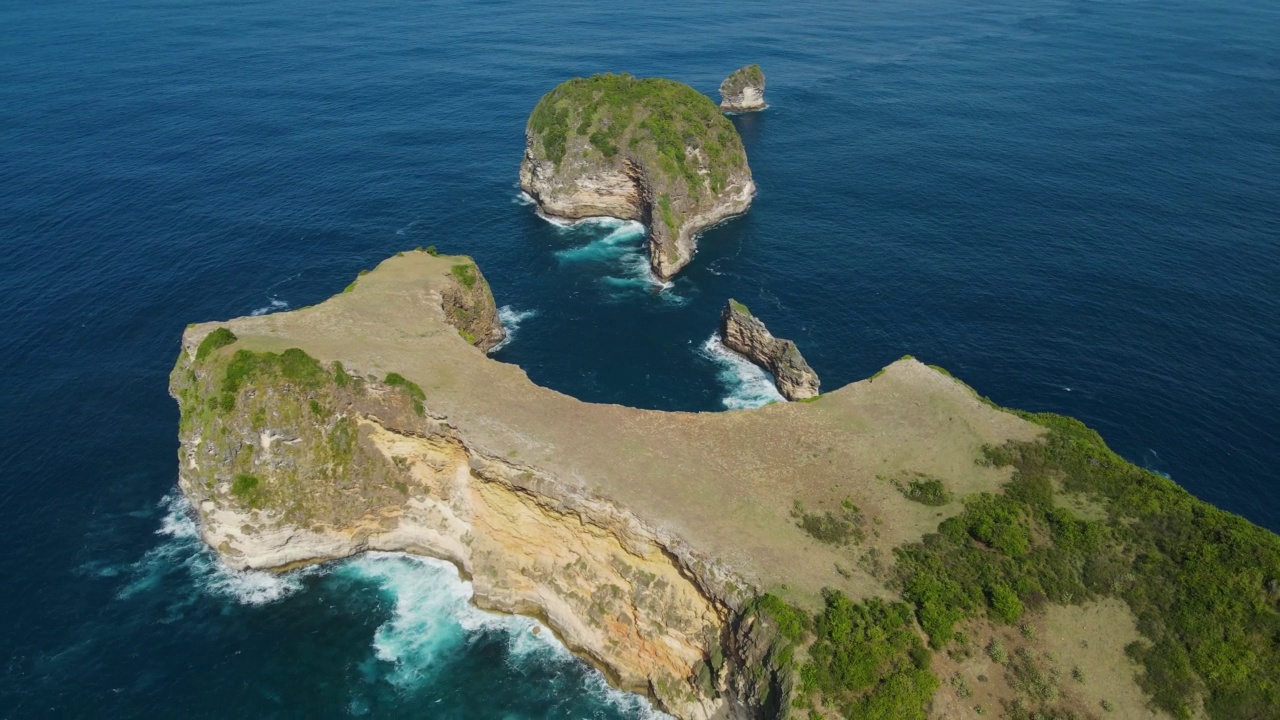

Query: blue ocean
[[1, 0, 1276, 715]]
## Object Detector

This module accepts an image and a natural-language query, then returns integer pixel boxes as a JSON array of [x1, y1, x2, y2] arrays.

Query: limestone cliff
[[719, 66, 766, 113], [719, 299, 820, 401], [519, 73, 755, 280], [170, 250, 1048, 719]]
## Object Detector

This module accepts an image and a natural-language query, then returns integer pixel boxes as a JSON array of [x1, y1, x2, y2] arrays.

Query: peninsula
[[519, 74, 755, 280], [173, 252, 1280, 719]]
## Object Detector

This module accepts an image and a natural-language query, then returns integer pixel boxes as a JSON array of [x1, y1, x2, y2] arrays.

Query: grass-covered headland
[[527, 73, 748, 197], [756, 409, 1280, 719]]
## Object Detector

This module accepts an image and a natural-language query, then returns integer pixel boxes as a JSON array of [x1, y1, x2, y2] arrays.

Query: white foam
[[512, 190, 537, 206], [250, 297, 289, 316], [488, 306, 539, 353], [116, 492, 311, 607], [339, 552, 670, 716], [698, 334, 785, 410]]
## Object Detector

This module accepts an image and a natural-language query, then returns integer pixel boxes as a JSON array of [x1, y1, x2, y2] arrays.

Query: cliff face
[[719, 66, 766, 113], [519, 74, 755, 280], [170, 250, 1046, 720], [170, 254, 789, 720], [720, 299, 819, 401]]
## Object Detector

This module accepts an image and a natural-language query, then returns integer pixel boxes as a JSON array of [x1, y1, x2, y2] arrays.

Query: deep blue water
[[1, 0, 1277, 716]]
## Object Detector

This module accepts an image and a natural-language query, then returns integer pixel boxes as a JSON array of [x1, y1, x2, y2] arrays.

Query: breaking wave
[[489, 305, 539, 353], [698, 334, 785, 410], [116, 493, 312, 609], [250, 297, 290, 316]]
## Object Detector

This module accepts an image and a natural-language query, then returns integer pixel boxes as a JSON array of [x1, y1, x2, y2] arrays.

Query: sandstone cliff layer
[[519, 74, 756, 280], [719, 65, 766, 113], [720, 299, 820, 401], [170, 250, 1042, 719]]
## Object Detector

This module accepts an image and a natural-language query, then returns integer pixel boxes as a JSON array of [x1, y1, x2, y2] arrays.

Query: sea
[[1, 0, 1276, 716]]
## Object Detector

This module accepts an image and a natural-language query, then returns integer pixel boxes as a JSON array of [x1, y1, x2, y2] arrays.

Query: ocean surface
[[1, 0, 1277, 715]]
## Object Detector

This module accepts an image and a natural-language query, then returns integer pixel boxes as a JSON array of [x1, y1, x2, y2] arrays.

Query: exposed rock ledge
[[519, 74, 756, 280], [720, 299, 820, 401], [171, 250, 1040, 718], [719, 65, 766, 113]]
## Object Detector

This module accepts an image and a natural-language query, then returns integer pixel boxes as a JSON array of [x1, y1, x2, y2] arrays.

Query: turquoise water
[[1, 0, 1277, 715]]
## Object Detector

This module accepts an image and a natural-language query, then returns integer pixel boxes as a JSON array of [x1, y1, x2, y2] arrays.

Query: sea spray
[[336, 553, 670, 718], [489, 306, 539, 353], [250, 298, 290, 317], [698, 334, 785, 409], [117, 492, 312, 608]]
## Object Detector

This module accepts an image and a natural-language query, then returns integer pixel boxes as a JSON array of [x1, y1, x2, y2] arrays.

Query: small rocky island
[[720, 299, 819, 401], [719, 65, 767, 112], [519, 73, 755, 280]]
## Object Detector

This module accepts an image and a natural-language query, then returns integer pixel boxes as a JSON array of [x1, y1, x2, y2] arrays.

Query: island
[[719, 65, 767, 113], [519, 74, 755, 280], [720, 298, 820, 401], [172, 251, 1280, 720]]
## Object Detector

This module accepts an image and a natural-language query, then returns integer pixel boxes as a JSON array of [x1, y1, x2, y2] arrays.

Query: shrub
[[898, 476, 951, 506], [450, 263, 477, 289], [793, 500, 864, 546], [230, 473, 262, 507], [384, 372, 426, 416], [195, 327, 237, 361]]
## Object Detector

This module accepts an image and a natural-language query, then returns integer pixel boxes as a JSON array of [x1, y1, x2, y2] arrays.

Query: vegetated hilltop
[[173, 252, 1280, 720], [520, 73, 755, 279]]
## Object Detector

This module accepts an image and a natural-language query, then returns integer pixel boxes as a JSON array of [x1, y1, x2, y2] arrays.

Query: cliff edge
[[519, 74, 755, 280], [172, 251, 1280, 719], [720, 299, 819, 401]]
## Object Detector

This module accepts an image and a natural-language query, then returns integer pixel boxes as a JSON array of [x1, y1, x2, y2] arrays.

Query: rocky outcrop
[[519, 74, 755, 280], [719, 299, 819, 401], [719, 65, 766, 113], [440, 259, 505, 351]]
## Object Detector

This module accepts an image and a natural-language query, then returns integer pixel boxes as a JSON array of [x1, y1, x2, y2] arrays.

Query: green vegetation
[[195, 327, 237, 361], [722, 64, 765, 92], [215, 348, 327, 411], [450, 263, 477, 289], [888, 411, 1280, 718], [895, 476, 952, 506], [333, 361, 350, 387], [751, 593, 810, 643], [728, 298, 751, 316], [527, 73, 746, 195], [657, 193, 676, 231], [230, 473, 262, 507], [800, 592, 938, 720], [384, 372, 426, 416], [792, 499, 864, 546]]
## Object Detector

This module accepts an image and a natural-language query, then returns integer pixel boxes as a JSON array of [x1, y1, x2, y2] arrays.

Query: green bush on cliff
[[216, 348, 328, 410], [527, 73, 746, 195], [230, 473, 262, 507], [787, 591, 936, 720], [450, 263, 477, 289], [196, 327, 237, 361], [384, 372, 426, 416], [896, 476, 951, 506], [891, 411, 1280, 718]]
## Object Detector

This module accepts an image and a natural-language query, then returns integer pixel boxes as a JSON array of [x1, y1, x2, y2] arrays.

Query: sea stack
[[519, 73, 755, 280], [718, 65, 766, 112], [719, 298, 820, 400]]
